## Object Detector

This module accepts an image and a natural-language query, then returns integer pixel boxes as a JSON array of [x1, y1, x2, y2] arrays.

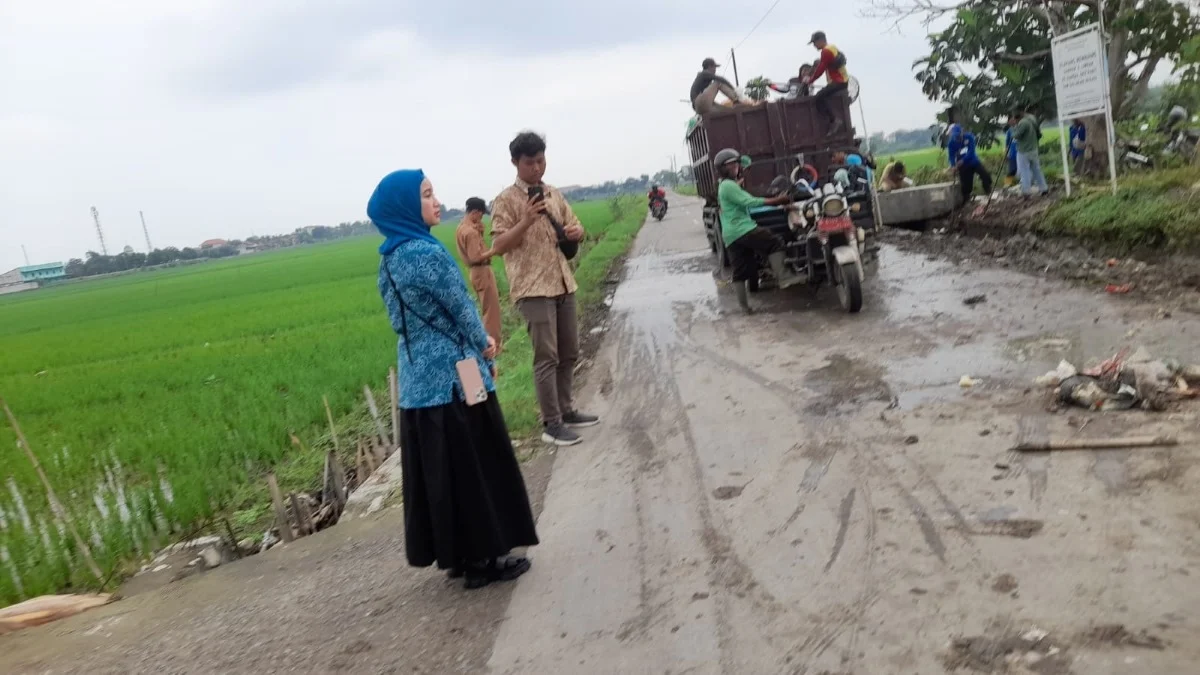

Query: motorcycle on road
[[790, 179, 866, 313], [650, 198, 668, 221]]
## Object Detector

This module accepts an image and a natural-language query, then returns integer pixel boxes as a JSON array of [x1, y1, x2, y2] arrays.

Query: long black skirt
[[399, 395, 539, 569]]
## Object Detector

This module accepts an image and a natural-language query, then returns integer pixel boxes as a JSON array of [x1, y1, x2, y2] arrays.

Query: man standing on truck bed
[[691, 57, 743, 115], [804, 31, 849, 136]]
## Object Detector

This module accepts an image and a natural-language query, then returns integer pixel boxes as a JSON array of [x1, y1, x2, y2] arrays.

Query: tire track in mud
[[686, 342, 889, 672], [610, 307, 743, 669]]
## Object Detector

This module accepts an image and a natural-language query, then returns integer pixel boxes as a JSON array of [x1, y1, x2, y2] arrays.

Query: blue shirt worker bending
[[947, 124, 993, 201]]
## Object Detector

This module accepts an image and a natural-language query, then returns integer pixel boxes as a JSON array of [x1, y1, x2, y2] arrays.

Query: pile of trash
[[1034, 347, 1200, 411]]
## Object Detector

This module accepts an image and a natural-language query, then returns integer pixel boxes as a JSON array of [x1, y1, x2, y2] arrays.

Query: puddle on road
[[608, 242, 1200, 411]]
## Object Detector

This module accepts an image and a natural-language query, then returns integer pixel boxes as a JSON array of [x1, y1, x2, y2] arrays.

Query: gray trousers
[[517, 294, 579, 426]]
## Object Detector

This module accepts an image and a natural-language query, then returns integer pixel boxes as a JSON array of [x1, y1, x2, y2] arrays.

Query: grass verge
[[1038, 167, 1200, 251]]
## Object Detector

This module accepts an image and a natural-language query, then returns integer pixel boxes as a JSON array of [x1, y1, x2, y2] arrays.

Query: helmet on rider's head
[[714, 148, 741, 168]]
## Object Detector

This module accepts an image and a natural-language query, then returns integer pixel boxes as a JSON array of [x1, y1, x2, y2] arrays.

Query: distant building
[[19, 262, 66, 282], [0, 263, 64, 295], [200, 239, 228, 249]]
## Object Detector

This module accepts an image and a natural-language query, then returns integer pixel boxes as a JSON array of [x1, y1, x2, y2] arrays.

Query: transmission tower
[[90, 206, 108, 256], [140, 211, 153, 252]]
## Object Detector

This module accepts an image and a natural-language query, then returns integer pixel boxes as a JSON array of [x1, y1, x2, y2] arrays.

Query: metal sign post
[[1051, 22, 1117, 195]]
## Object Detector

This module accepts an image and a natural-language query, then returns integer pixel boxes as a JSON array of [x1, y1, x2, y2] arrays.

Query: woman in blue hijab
[[371, 169, 538, 590]]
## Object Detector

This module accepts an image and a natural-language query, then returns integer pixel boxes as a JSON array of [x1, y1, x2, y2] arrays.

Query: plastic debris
[[963, 294, 987, 306], [959, 375, 979, 388], [1105, 283, 1134, 294], [1034, 360, 1078, 387], [1059, 376, 1139, 411]]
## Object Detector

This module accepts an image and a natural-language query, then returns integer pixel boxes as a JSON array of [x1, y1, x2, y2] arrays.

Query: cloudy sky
[[0, 0, 940, 271]]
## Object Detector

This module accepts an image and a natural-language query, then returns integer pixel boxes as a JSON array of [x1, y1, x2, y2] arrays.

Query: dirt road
[[487, 196, 1200, 673], [3, 194, 1199, 674]]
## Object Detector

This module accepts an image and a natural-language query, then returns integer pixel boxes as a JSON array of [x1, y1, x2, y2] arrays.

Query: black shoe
[[562, 411, 600, 428], [542, 423, 582, 446], [463, 556, 532, 590]]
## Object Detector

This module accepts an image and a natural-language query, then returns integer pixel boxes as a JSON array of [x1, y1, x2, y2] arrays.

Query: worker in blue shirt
[[1068, 119, 1087, 175], [947, 123, 993, 201]]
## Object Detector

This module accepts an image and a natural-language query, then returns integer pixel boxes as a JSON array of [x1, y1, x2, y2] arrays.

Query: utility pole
[[90, 207, 108, 256], [730, 47, 740, 87], [21, 245, 30, 266], [140, 211, 153, 252]]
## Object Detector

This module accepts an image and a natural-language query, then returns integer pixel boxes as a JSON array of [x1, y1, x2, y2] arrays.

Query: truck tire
[[836, 262, 863, 313]]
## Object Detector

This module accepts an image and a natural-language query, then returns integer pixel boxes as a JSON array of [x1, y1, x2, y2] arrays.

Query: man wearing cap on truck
[[804, 31, 849, 136], [691, 57, 743, 115]]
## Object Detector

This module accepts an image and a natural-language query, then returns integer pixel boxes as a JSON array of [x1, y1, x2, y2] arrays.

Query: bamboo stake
[[322, 395, 340, 454], [266, 473, 294, 543], [2, 398, 104, 583], [389, 367, 399, 451], [363, 385, 389, 448], [1013, 435, 1178, 452]]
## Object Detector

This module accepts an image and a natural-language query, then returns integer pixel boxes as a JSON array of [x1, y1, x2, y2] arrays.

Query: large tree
[[864, 0, 1199, 167]]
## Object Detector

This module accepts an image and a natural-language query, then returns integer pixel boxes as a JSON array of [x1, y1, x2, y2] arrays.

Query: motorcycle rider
[[648, 184, 667, 207], [714, 148, 802, 314]]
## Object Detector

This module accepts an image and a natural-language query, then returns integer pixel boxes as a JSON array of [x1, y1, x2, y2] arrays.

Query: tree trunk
[[1074, 114, 1110, 179]]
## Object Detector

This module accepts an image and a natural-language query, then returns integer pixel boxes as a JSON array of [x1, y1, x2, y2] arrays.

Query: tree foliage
[[865, 0, 1200, 147], [744, 76, 771, 102]]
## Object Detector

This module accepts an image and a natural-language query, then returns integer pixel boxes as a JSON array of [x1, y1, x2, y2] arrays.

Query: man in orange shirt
[[455, 197, 502, 352], [804, 31, 850, 136]]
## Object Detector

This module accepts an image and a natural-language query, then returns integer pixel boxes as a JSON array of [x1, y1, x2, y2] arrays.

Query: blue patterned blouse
[[378, 240, 495, 409]]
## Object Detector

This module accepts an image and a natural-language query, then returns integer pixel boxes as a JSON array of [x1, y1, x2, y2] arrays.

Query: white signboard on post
[[1051, 22, 1117, 194], [1052, 24, 1107, 118]]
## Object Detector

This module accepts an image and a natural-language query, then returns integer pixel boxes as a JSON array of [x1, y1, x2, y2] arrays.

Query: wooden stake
[[322, 395, 340, 454], [2, 398, 104, 583], [266, 473, 294, 543], [1013, 435, 1178, 452], [363, 385, 389, 449], [363, 439, 379, 473], [356, 444, 370, 485], [289, 493, 312, 537], [327, 451, 347, 510], [389, 367, 399, 451]]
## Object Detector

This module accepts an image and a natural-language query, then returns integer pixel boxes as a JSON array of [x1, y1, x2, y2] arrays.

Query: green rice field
[[0, 196, 644, 604]]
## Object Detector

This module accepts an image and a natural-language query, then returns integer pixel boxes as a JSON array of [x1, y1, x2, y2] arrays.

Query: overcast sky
[[0, 1, 941, 271]]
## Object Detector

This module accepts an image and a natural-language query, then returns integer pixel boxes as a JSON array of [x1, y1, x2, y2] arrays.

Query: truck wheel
[[836, 262, 863, 313]]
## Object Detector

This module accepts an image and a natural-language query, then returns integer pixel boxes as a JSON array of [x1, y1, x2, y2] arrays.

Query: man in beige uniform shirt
[[490, 131, 599, 446], [455, 197, 502, 351]]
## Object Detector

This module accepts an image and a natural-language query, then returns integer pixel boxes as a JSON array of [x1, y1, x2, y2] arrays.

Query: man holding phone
[[490, 131, 598, 447]]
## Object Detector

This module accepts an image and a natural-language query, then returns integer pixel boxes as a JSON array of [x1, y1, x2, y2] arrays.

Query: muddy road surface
[[488, 195, 1200, 674], [3, 194, 1198, 674]]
